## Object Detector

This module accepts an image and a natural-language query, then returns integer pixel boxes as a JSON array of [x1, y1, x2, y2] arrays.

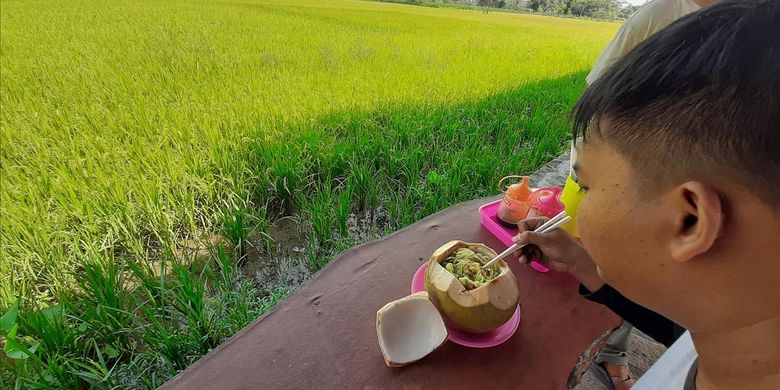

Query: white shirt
[[585, 0, 702, 85], [634, 332, 699, 389]]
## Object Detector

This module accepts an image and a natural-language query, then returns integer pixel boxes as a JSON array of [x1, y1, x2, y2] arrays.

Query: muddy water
[[241, 216, 313, 291], [239, 206, 391, 291]]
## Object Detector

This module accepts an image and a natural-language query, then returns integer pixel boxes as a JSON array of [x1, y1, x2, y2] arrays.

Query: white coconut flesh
[[376, 292, 448, 367]]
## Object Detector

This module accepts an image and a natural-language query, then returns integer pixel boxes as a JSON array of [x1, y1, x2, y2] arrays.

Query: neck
[[692, 315, 780, 390]]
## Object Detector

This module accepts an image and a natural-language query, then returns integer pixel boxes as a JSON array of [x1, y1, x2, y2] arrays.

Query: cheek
[[577, 192, 636, 286], [577, 196, 610, 264]]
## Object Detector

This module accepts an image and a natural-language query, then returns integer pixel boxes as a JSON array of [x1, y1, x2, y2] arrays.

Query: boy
[[578, 1, 721, 387], [516, 0, 780, 388]]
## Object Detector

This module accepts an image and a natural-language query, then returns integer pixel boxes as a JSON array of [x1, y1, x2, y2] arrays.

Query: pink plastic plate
[[478, 199, 550, 273], [411, 263, 521, 348]]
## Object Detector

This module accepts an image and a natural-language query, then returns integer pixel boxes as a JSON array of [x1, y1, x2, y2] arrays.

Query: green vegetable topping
[[441, 248, 500, 290]]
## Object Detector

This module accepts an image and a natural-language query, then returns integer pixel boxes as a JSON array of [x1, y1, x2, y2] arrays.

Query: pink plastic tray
[[479, 199, 550, 273]]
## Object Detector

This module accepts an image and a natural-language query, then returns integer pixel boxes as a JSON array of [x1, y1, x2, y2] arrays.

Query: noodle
[[441, 248, 500, 290]]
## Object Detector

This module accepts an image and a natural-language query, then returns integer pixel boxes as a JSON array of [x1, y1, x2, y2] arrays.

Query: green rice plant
[[214, 248, 236, 292], [135, 303, 192, 372], [73, 260, 134, 356], [221, 206, 251, 259], [325, 142, 355, 180], [211, 281, 288, 343], [304, 248, 324, 271], [2, 300, 92, 389], [335, 184, 353, 237], [253, 204, 274, 247], [386, 191, 418, 230], [126, 258, 168, 314], [348, 161, 379, 211], [17, 305, 76, 364], [3, 249, 288, 388], [120, 352, 174, 390], [262, 143, 307, 214], [300, 180, 337, 252], [131, 262, 200, 374], [169, 262, 213, 353], [69, 341, 119, 389]]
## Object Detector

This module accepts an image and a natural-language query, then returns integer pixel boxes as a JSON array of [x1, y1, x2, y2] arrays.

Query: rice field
[[1, 0, 618, 387]]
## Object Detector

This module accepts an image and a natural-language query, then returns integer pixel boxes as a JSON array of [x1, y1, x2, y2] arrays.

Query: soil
[[239, 206, 391, 291], [241, 216, 313, 291]]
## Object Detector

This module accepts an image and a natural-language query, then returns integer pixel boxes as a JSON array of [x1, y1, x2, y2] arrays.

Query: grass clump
[[1, 250, 287, 389]]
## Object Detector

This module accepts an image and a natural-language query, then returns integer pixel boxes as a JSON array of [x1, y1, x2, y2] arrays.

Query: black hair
[[572, 0, 780, 206]]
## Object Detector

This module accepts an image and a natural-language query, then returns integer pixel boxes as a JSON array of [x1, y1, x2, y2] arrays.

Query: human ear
[[669, 182, 724, 262]]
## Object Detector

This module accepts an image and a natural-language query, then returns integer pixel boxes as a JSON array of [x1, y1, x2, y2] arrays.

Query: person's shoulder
[[633, 332, 698, 389], [624, 0, 699, 30]]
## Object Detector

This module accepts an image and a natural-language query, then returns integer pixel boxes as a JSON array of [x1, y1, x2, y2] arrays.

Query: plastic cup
[[527, 187, 564, 219]]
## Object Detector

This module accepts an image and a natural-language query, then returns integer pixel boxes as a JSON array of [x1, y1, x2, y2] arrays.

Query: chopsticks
[[482, 211, 571, 269]]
